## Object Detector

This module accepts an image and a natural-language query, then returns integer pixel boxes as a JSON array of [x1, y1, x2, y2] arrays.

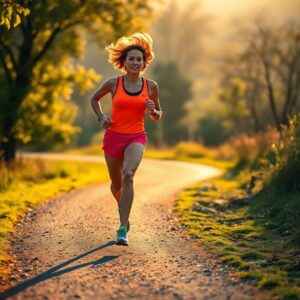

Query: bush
[[228, 129, 278, 164], [217, 128, 278, 177], [252, 114, 300, 245], [266, 114, 300, 192]]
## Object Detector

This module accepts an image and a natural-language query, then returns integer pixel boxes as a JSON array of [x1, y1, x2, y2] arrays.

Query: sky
[[182, 0, 300, 50], [199, 0, 299, 21]]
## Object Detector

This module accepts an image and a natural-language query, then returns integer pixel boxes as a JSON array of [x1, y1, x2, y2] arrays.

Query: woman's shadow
[[0, 240, 117, 299]]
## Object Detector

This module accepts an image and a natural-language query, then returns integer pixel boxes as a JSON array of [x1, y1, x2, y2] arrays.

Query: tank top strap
[[142, 77, 150, 98], [112, 76, 122, 98]]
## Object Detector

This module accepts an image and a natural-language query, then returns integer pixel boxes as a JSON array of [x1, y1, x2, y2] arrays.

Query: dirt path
[[1, 156, 270, 299]]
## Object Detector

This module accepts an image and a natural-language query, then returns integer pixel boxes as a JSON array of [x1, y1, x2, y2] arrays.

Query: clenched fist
[[146, 99, 155, 114]]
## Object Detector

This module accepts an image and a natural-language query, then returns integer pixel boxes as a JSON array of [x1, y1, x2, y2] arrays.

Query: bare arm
[[91, 77, 117, 128], [90, 77, 116, 117], [146, 80, 162, 121]]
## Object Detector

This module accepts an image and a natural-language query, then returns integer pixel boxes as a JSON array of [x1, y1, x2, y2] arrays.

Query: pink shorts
[[102, 129, 147, 158]]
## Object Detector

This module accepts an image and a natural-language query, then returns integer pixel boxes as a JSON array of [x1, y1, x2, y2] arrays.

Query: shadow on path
[[0, 240, 116, 299]]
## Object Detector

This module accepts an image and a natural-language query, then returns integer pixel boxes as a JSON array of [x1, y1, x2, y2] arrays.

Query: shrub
[[266, 114, 300, 192], [252, 114, 300, 245]]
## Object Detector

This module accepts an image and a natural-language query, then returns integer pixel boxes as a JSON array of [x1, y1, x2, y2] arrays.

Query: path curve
[[1, 153, 270, 299]]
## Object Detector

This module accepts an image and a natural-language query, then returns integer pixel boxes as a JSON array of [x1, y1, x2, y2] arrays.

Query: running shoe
[[116, 226, 128, 246], [118, 208, 130, 232]]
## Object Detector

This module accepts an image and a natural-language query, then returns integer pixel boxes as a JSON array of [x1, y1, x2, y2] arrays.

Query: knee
[[122, 169, 134, 184]]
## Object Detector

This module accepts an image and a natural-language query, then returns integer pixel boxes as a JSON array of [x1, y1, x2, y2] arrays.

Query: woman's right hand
[[100, 115, 113, 129]]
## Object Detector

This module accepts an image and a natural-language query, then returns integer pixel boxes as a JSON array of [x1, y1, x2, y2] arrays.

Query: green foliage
[[250, 114, 300, 244], [196, 112, 229, 146], [0, 0, 30, 29], [266, 114, 300, 191], [175, 177, 300, 299], [14, 62, 101, 147], [147, 62, 192, 145], [219, 77, 251, 134]]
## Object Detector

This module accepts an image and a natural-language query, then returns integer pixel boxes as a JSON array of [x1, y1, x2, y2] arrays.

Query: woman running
[[91, 33, 162, 246]]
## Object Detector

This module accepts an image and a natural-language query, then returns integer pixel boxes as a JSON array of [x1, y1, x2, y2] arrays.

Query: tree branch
[[61, 19, 82, 32], [31, 18, 82, 68], [32, 26, 62, 68], [248, 30, 281, 129], [265, 61, 280, 129]]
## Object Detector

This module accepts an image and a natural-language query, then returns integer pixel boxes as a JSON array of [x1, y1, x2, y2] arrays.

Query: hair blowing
[[106, 33, 155, 73]]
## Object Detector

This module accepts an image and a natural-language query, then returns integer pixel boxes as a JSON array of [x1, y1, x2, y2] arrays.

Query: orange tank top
[[109, 76, 149, 133]]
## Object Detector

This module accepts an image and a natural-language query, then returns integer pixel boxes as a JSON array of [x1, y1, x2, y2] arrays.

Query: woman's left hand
[[146, 99, 155, 113]]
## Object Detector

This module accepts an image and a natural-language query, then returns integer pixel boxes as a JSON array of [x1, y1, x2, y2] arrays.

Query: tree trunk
[[2, 135, 16, 164], [0, 21, 34, 163], [1, 110, 17, 163], [1, 71, 32, 163]]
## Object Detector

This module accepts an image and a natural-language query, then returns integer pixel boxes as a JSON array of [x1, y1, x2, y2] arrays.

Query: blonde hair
[[106, 33, 154, 73]]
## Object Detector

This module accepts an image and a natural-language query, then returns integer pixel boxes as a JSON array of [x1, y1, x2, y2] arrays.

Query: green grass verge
[[174, 176, 300, 300], [0, 158, 109, 287]]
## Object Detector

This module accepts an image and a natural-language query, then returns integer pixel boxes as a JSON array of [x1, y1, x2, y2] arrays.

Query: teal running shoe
[[118, 208, 130, 232], [116, 226, 128, 246]]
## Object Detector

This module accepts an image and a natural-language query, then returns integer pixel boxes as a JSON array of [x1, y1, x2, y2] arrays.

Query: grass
[[0, 158, 109, 288], [64, 142, 234, 171], [174, 175, 300, 300]]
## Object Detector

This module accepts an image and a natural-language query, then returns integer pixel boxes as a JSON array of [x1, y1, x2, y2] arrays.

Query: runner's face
[[124, 49, 144, 74]]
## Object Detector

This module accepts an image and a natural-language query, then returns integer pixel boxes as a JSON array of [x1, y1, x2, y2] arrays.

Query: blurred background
[[1, 0, 299, 160], [1, 2, 300, 296]]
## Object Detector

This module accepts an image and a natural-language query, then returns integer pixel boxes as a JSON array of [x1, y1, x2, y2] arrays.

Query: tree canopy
[[218, 18, 300, 135], [0, 0, 153, 162]]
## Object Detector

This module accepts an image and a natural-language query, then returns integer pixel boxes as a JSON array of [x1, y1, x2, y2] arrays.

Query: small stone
[[203, 269, 212, 276], [24, 268, 32, 272]]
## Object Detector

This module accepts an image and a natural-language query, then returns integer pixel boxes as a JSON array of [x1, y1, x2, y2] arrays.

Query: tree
[[0, 0, 153, 163], [218, 18, 300, 134], [146, 62, 192, 145]]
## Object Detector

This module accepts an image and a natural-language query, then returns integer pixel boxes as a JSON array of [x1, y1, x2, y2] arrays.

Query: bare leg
[[119, 143, 145, 227], [104, 153, 123, 207]]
